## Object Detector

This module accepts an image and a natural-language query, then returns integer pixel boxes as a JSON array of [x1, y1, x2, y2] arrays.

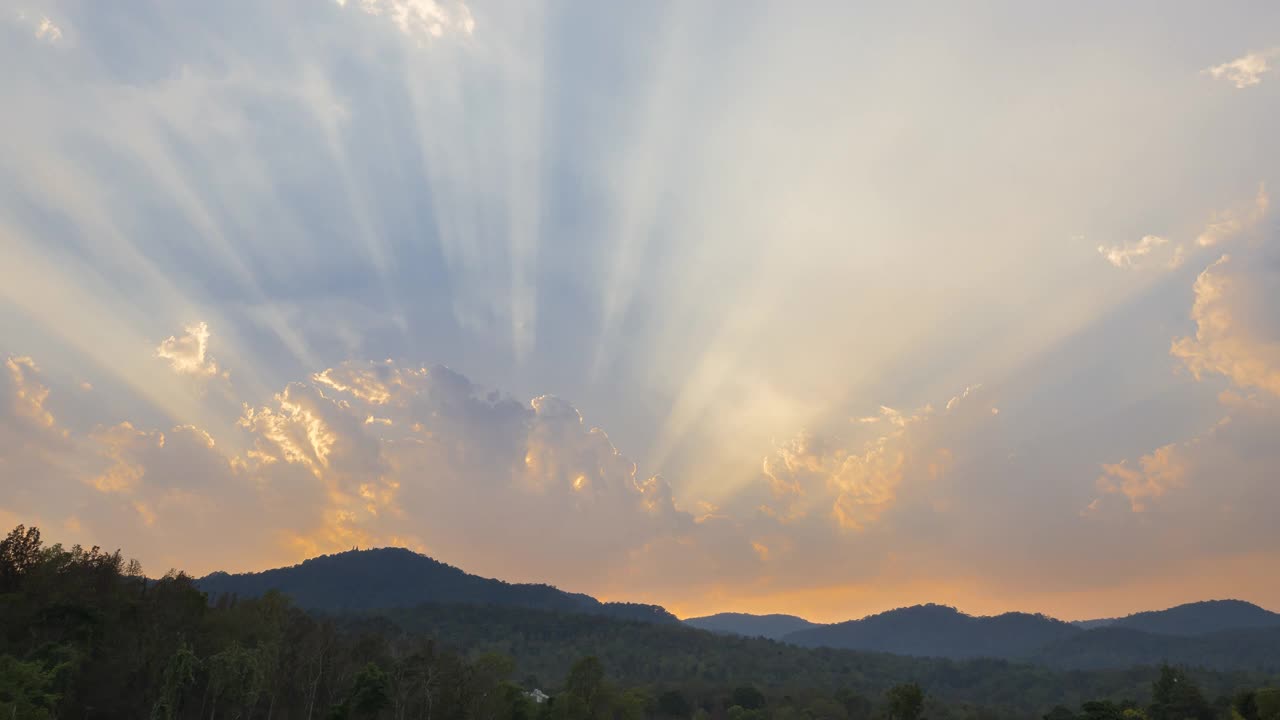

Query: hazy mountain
[[783, 604, 1079, 659], [1105, 599, 1280, 636], [683, 612, 820, 639], [197, 547, 678, 624], [1034, 625, 1280, 672]]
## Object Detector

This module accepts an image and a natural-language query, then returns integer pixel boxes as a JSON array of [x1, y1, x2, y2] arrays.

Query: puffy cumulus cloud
[[1171, 254, 1280, 396], [1205, 48, 1280, 89], [3, 356, 693, 584], [1095, 443, 1186, 512], [1197, 184, 1269, 248], [155, 322, 225, 379], [761, 399, 968, 532], [336, 0, 475, 43], [1097, 235, 1184, 271]]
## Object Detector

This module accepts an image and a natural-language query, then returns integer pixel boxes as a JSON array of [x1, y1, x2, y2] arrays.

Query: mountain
[[783, 604, 1079, 659], [683, 612, 820, 639], [197, 547, 678, 624], [376, 602, 1271, 713], [1105, 599, 1280, 636], [1034, 625, 1280, 672]]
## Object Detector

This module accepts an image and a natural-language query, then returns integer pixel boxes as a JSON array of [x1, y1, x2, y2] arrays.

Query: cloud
[[1095, 443, 1186, 512], [155, 322, 225, 378], [1205, 49, 1280, 89], [4, 356, 58, 431], [1197, 184, 1269, 247], [1097, 235, 1183, 270], [337, 0, 475, 43], [1171, 254, 1280, 396]]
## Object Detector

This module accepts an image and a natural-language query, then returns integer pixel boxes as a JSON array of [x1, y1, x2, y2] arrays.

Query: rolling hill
[[683, 612, 820, 639], [197, 547, 679, 623], [783, 603, 1080, 659], [1105, 599, 1280, 636]]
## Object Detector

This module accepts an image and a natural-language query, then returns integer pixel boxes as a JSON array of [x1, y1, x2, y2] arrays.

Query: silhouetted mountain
[[783, 604, 1079, 659], [1071, 618, 1118, 630], [683, 612, 820, 639], [197, 547, 678, 624], [1034, 625, 1280, 672], [1105, 599, 1280, 636]]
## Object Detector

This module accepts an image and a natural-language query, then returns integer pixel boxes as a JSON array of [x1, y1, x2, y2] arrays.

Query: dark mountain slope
[[197, 547, 677, 623], [683, 612, 820, 639], [1107, 599, 1280, 636], [1034, 625, 1280, 672], [783, 603, 1080, 659]]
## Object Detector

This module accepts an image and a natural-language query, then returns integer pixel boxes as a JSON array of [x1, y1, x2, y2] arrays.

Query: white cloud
[[1205, 49, 1280, 89], [155, 322, 224, 378]]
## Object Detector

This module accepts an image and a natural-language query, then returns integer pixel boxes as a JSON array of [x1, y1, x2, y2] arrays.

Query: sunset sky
[[3, 0, 1280, 623]]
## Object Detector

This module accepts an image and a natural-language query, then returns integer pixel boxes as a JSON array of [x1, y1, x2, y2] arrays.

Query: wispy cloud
[[1197, 184, 1269, 247], [1097, 235, 1183, 270], [336, 0, 475, 43]]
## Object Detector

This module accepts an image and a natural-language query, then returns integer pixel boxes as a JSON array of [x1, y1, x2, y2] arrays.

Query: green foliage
[[732, 685, 767, 710], [886, 682, 925, 720], [0, 654, 60, 719], [1256, 688, 1280, 720], [1148, 665, 1213, 720]]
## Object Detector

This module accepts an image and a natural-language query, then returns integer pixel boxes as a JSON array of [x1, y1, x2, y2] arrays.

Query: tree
[[0, 525, 42, 591], [731, 686, 766, 711], [886, 683, 925, 720], [1080, 700, 1123, 720], [1148, 665, 1212, 720], [349, 663, 392, 719], [657, 689, 693, 718], [1232, 691, 1258, 720], [836, 689, 872, 720], [0, 655, 59, 719], [1044, 705, 1076, 720], [1256, 688, 1280, 720]]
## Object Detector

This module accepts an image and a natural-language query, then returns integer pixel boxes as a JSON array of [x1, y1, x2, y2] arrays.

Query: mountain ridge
[[196, 547, 1280, 668], [197, 546, 679, 624], [683, 612, 819, 639]]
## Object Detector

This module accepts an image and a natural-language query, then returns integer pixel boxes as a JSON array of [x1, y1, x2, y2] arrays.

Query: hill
[[374, 601, 1276, 715], [197, 547, 678, 623], [683, 612, 819, 639], [1106, 599, 1280, 636], [782, 603, 1079, 659], [1034, 625, 1280, 672]]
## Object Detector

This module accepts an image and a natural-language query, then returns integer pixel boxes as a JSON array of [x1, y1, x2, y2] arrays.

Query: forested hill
[[783, 604, 1079, 659], [683, 612, 819, 639], [197, 547, 678, 624], [1105, 600, 1280, 636]]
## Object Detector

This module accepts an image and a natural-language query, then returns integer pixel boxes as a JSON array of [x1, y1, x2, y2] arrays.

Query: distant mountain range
[[683, 612, 819, 640], [198, 548, 1280, 671], [702, 600, 1280, 670], [784, 604, 1080, 659], [197, 547, 678, 624]]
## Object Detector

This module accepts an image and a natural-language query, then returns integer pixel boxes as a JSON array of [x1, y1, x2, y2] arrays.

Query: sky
[[2, 0, 1279, 624]]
